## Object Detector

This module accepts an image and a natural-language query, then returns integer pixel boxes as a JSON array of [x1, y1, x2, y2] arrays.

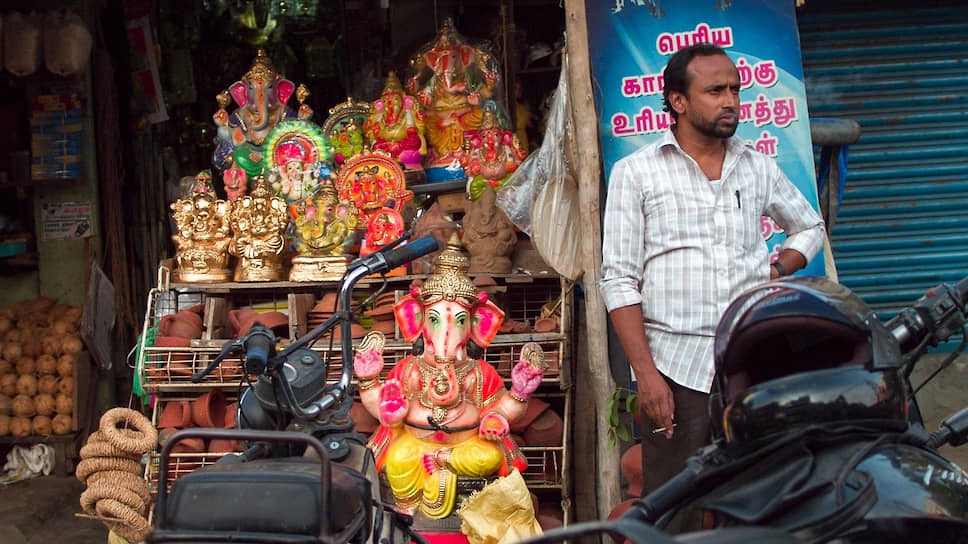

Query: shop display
[[227, 175, 289, 281], [364, 71, 427, 171], [405, 17, 506, 182], [336, 152, 413, 233], [170, 171, 234, 283], [289, 178, 360, 281], [0, 297, 83, 439], [323, 97, 371, 168], [352, 235, 546, 519], [212, 49, 313, 178], [462, 185, 518, 274]]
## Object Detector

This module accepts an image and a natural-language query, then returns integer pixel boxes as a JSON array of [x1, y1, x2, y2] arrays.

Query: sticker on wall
[[41, 201, 94, 240]]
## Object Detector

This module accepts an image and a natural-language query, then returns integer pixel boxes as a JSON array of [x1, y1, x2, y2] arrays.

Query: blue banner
[[587, 0, 826, 275]]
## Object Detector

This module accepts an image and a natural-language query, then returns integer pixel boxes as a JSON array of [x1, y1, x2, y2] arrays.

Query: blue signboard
[[586, 0, 825, 275]]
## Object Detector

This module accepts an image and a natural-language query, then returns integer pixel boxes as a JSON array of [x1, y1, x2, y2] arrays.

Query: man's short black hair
[[662, 43, 730, 121]]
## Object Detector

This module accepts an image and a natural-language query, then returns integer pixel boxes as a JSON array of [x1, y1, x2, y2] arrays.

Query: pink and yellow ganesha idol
[[352, 234, 544, 519]]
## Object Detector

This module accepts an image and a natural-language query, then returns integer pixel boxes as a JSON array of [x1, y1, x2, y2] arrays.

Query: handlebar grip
[[382, 236, 439, 271], [956, 276, 968, 306], [243, 324, 276, 376]]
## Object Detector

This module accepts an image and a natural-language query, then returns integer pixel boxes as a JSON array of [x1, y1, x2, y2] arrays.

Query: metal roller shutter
[[798, 4, 968, 347]]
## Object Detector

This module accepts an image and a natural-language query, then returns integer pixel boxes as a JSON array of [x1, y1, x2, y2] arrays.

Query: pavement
[[0, 354, 962, 542]]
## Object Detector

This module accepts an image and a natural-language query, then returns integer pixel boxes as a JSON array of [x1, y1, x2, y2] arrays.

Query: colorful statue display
[[264, 120, 335, 214], [461, 184, 518, 274], [352, 235, 546, 519], [228, 175, 290, 281], [336, 153, 413, 232], [359, 208, 406, 276], [364, 72, 427, 171], [290, 179, 360, 282], [170, 171, 233, 282], [323, 97, 371, 168], [406, 18, 503, 176], [212, 49, 313, 179], [222, 162, 248, 201], [462, 105, 528, 200]]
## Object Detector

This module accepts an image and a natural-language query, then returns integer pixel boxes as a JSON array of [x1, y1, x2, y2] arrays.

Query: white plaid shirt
[[600, 131, 825, 392]]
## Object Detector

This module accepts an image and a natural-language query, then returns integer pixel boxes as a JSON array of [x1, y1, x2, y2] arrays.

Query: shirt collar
[[656, 127, 749, 160]]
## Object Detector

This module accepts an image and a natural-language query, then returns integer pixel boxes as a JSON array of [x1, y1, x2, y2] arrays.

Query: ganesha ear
[[277, 79, 295, 105], [229, 81, 248, 107], [394, 295, 424, 343], [471, 301, 504, 348]]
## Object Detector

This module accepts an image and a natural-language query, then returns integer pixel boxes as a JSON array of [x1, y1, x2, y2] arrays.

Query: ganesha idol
[[364, 71, 427, 171], [170, 171, 233, 282], [462, 104, 528, 201], [212, 49, 313, 180], [352, 234, 546, 520]]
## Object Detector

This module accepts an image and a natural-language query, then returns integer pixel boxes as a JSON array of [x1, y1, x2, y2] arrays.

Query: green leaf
[[626, 393, 638, 415], [608, 407, 620, 427], [608, 432, 617, 449], [617, 425, 632, 442]]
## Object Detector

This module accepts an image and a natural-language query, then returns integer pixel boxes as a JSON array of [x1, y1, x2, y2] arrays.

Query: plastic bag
[[496, 59, 581, 280], [44, 10, 93, 76]]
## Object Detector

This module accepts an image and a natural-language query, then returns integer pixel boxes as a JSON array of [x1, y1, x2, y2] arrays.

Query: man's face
[[678, 54, 740, 138]]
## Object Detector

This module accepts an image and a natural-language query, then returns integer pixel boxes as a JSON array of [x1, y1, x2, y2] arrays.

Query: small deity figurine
[[406, 18, 503, 173], [264, 120, 334, 213], [212, 49, 313, 179], [364, 71, 427, 171], [289, 179, 360, 281], [462, 184, 518, 274], [462, 104, 528, 201], [222, 162, 248, 201], [337, 153, 413, 232], [323, 97, 372, 169], [170, 170, 233, 282], [228, 175, 290, 281], [359, 209, 406, 276], [353, 234, 545, 519]]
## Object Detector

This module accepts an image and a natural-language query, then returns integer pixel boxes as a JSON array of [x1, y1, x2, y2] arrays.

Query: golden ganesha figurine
[[352, 234, 545, 519], [170, 170, 233, 282], [289, 179, 360, 281], [228, 175, 290, 281]]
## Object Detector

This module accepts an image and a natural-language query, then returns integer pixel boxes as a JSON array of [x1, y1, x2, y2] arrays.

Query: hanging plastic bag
[[44, 10, 93, 77], [4, 11, 42, 77], [496, 56, 581, 280]]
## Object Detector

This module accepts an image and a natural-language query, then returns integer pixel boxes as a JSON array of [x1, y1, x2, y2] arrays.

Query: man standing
[[599, 43, 825, 530]]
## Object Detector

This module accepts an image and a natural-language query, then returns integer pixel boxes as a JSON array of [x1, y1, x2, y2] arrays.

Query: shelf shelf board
[[168, 271, 559, 292]]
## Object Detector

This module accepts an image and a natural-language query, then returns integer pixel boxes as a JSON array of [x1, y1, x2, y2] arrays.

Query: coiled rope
[[77, 407, 157, 542]]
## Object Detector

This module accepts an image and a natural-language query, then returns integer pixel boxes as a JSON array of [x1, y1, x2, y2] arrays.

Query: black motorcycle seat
[[162, 456, 371, 538]]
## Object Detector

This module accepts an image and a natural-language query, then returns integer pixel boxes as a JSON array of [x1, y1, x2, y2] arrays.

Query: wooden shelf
[[168, 271, 559, 292]]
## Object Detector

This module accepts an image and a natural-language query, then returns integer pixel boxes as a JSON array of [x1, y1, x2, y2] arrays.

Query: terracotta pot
[[149, 336, 193, 376], [228, 308, 257, 335], [237, 311, 289, 338], [350, 402, 379, 434], [537, 514, 563, 532], [174, 309, 203, 329], [523, 409, 564, 447], [224, 402, 238, 429], [208, 438, 242, 453], [510, 397, 549, 434], [533, 316, 559, 333], [621, 443, 643, 498], [158, 400, 194, 429], [191, 390, 227, 428], [510, 434, 527, 447], [171, 437, 206, 454], [605, 499, 640, 544], [159, 314, 202, 339]]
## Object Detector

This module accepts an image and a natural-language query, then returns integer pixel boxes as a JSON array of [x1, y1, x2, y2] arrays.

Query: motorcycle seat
[[160, 456, 371, 539]]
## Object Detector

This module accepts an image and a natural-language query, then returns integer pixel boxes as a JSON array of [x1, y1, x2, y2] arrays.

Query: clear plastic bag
[[496, 58, 581, 280]]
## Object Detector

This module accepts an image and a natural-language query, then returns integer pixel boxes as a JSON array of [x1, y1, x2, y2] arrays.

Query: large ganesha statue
[[212, 49, 313, 179], [352, 234, 545, 519]]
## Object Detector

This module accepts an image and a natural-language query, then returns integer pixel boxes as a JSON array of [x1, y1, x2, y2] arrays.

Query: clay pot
[[159, 314, 202, 339], [533, 316, 559, 333], [237, 311, 289, 339], [157, 400, 194, 429], [208, 438, 242, 453], [523, 409, 564, 447], [621, 443, 643, 498], [510, 397, 549, 434], [224, 402, 237, 429], [606, 499, 640, 543], [350, 402, 379, 434], [150, 336, 193, 376], [191, 390, 227, 428], [171, 436, 206, 454]]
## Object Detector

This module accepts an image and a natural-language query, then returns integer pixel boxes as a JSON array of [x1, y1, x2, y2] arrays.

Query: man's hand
[[637, 367, 675, 439]]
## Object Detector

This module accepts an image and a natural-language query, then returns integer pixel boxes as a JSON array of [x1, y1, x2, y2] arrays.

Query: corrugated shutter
[[798, 6, 968, 342]]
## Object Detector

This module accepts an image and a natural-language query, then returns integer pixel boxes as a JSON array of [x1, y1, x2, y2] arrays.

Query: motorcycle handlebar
[[887, 276, 968, 354]]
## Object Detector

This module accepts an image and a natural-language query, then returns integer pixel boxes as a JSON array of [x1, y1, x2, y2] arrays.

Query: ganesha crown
[[419, 234, 478, 305]]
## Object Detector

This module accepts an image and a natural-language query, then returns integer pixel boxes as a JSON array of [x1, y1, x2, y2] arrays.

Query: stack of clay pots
[[228, 307, 290, 339], [156, 390, 241, 456], [362, 291, 397, 337], [307, 293, 366, 340], [0, 297, 82, 438], [149, 304, 205, 376]]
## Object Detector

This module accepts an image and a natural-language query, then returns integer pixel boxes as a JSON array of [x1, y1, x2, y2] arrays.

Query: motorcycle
[[149, 235, 440, 544], [527, 275, 968, 544]]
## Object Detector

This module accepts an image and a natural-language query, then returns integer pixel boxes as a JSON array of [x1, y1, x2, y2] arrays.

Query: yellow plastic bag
[[457, 469, 543, 544]]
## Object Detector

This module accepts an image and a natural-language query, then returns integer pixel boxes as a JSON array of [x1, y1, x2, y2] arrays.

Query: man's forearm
[[609, 304, 659, 380]]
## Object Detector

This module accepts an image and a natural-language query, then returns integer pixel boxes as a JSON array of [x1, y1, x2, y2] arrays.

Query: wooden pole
[[563, 0, 623, 525]]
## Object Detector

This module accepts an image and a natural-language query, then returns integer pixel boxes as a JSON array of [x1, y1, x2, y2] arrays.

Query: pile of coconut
[[0, 297, 83, 437]]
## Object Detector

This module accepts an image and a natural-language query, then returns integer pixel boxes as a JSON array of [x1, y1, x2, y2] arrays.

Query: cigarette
[[651, 424, 677, 434]]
